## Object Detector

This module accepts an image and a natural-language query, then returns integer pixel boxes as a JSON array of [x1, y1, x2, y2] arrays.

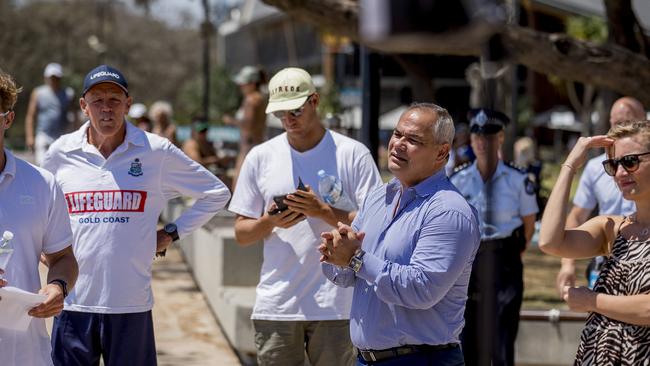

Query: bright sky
[[147, 0, 203, 27], [144, 0, 241, 28]]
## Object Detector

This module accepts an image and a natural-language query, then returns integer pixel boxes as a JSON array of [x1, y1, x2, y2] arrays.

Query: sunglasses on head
[[272, 95, 312, 119], [602, 152, 650, 176]]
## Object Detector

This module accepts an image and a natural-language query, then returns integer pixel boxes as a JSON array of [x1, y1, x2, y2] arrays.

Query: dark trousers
[[356, 345, 464, 366], [51, 310, 157, 366], [461, 239, 523, 366]]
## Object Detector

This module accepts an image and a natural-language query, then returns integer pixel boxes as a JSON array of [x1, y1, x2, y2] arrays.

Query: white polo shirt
[[229, 130, 382, 321], [573, 153, 636, 215], [42, 121, 230, 314], [0, 149, 73, 366]]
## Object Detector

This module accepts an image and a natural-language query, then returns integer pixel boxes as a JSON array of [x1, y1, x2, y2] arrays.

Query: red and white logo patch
[[65, 190, 147, 214]]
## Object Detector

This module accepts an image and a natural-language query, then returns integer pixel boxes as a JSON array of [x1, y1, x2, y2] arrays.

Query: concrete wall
[[164, 201, 586, 366]]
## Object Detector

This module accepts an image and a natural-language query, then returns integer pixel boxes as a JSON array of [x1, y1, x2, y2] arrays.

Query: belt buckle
[[369, 352, 377, 362]]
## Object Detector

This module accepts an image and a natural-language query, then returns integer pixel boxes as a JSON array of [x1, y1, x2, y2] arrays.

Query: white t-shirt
[[0, 149, 73, 366], [228, 130, 382, 321], [42, 121, 230, 314], [573, 153, 636, 215]]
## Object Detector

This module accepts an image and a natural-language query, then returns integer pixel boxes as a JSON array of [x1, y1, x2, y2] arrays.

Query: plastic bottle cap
[[2, 231, 13, 241]]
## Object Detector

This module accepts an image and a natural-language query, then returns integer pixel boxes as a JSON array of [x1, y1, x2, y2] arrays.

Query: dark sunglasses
[[602, 152, 650, 176], [272, 95, 312, 119]]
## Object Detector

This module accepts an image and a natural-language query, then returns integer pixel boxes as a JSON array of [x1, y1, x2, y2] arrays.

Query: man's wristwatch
[[49, 279, 68, 298], [348, 249, 366, 273], [164, 223, 180, 242]]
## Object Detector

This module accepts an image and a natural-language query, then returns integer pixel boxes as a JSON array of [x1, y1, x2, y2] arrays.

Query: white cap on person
[[44, 63, 63, 78], [129, 103, 147, 119], [265, 67, 316, 114]]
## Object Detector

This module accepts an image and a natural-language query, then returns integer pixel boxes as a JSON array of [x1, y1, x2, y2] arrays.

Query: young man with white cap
[[0, 70, 78, 366], [223, 65, 268, 187], [42, 64, 231, 365], [24, 62, 77, 166], [228, 67, 382, 366]]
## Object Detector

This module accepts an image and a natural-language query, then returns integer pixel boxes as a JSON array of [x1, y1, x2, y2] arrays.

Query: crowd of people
[[0, 60, 648, 366]]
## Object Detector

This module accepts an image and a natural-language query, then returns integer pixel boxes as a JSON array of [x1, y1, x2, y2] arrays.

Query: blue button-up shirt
[[322, 170, 480, 350]]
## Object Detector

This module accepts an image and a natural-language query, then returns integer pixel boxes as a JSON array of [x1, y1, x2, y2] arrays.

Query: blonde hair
[[607, 120, 650, 150], [149, 100, 173, 120], [0, 71, 22, 112], [514, 137, 536, 167]]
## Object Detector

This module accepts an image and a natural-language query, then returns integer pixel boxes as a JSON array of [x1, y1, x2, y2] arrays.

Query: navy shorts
[[51, 310, 157, 366]]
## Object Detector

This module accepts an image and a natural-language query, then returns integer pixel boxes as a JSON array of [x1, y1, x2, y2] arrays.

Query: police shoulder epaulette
[[451, 162, 472, 177], [505, 161, 527, 174]]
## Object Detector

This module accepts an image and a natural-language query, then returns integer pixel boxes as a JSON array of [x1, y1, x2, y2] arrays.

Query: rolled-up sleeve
[[356, 209, 478, 309]]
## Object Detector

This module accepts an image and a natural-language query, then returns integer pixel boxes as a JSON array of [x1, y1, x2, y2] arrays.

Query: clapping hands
[[319, 222, 364, 266]]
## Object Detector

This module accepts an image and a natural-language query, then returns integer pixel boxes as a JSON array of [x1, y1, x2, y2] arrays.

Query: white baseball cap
[[233, 66, 261, 85], [43, 63, 63, 78], [265, 67, 316, 114], [128, 103, 148, 119]]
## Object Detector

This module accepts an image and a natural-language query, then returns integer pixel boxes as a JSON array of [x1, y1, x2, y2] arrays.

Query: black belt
[[358, 343, 459, 363]]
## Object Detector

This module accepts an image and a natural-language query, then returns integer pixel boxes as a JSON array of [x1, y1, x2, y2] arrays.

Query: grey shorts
[[253, 319, 355, 366]]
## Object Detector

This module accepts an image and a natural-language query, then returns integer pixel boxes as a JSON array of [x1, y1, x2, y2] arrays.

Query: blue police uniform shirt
[[450, 160, 538, 240], [573, 153, 636, 216], [321, 171, 481, 350]]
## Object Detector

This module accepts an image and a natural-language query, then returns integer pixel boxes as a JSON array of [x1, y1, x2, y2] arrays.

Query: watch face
[[164, 223, 177, 233]]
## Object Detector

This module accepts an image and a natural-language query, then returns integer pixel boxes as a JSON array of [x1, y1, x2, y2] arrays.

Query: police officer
[[450, 108, 538, 366]]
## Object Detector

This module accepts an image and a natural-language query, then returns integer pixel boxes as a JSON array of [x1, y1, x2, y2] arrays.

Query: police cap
[[468, 108, 509, 135]]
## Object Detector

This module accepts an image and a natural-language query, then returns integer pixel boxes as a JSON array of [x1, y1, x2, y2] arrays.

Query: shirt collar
[[0, 148, 16, 179], [61, 120, 146, 153], [387, 169, 447, 199], [470, 159, 507, 182]]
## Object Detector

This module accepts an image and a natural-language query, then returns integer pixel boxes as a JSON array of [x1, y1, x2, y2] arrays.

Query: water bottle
[[0, 230, 15, 277], [317, 170, 354, 210], [587, 256, 605, 289]]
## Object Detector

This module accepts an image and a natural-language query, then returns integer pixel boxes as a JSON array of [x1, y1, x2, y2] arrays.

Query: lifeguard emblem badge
[[128, 158, 143, 177]]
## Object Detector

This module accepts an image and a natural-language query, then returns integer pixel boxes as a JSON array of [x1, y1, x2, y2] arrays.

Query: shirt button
[[364, 287, 369, 293]]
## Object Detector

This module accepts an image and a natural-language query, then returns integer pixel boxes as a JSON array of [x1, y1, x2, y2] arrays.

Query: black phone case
[[272, 195, 289, 213], [297, 177, 307, 191]]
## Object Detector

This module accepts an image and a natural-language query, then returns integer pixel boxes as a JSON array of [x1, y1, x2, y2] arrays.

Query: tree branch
[[262, 0, 650, 106], [604, 0, 650, 57]]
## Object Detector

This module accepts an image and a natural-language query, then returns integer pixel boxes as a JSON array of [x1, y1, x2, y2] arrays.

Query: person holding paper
[[0, 71, 78, 365]]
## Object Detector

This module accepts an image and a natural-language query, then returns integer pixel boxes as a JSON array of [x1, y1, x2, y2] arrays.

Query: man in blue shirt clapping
[[319, 103, 481, 365]]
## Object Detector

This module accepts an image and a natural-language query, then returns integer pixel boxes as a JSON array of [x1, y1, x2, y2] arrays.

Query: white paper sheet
[[0, 286, 46, 332]]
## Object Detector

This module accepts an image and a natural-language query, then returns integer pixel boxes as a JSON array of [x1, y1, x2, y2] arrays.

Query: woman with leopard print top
[[539, 120, 650, 365]]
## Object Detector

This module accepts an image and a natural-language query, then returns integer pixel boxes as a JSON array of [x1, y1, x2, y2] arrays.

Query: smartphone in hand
[[268, 178, 307, 215], [268, 194, 289, 215], [297, 177, 307, 191]]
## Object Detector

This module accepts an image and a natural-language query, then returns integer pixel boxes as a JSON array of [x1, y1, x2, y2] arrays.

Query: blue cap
[[468, 108, 509, 134], [82, 65, 128, 96]]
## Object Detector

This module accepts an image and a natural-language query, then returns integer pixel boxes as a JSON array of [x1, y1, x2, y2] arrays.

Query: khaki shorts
[[253, 319, 355, 366]]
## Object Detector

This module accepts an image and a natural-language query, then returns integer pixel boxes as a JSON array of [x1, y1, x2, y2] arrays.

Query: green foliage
[[317, 82, 342, 117], [516, 95, 534, 134], [566, 16, 607, 44], [0, 0, 203, 145], [175, 66, 241, 124]]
